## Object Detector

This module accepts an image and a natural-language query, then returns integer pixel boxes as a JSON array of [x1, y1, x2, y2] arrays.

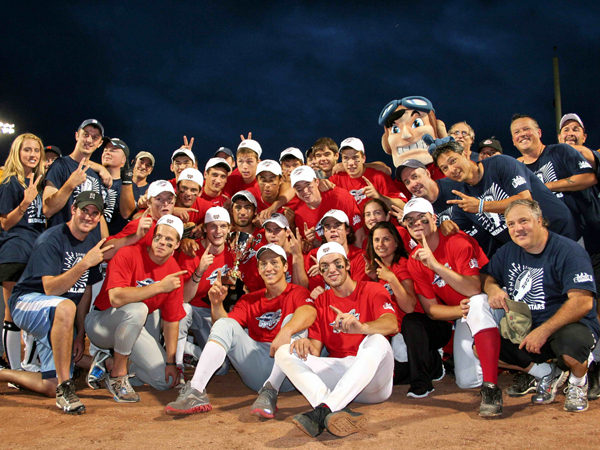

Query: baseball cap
[[74, 191, 104, 212], [213, 146, 233, 159], [44, 145, 62, 157], [279, 147, 305, 163], [78, 119, 104, 137], [205, 206, 230, 224], [103, 137, 130, 159], [238, 139, 263, 158], [290, 165, 317, 187], [263, 213, 290, 229], [147, 180, 176, 198], [171, 147, 196, 164], [499, 298, 532, 344], [156, 214, 184, 240], [256, 160, 283, 177], [205, 157, 232, 173], [177, 168, 204, 187], [395, 159, 427, 180], [135, 151, 155, 166], [478, 137, 503, 154], [402, 197, 434, 220], [316, 241, 347, 263], [320, 209, 349, 226], [256, 243, 287, 261], [560, 113, 585, 130], [231, 190, 257, 208], [339, 137, 365, 154]]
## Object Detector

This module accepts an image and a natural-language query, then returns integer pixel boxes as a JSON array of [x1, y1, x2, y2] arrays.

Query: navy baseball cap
[[395, 159, 427, 180], [214, 147, 233, 159], [78, 119, 104, 137], [103, 137, 130, 159], [44, 145, 62, 157]]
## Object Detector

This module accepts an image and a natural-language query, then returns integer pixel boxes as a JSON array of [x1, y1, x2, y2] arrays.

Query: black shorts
[[0, 263, 27, 283], [499, 322, 596, 370]]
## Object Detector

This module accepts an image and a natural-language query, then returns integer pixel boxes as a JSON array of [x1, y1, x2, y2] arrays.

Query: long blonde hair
[[1, 133, 45, 190]]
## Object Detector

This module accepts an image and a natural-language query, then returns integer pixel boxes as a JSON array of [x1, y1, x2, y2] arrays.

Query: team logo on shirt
[[408, 239, 418, 250], [256, 309, 282, 330], [350, 188, 366, 204], [508, 263, 545, 310], [305, 298, 314, 303], [27, 195, 45, 224], [574, 272, 594, 283], [329, 308, 360, 333], [469, 258, 479, 269], [383, 283, 393, 296], [352, 215, 361, 226], [136, 278, 156, 287], [102, 188, 118, 222], [534, 162, 563, 198], [315, 222, 324, 237], [432, 263, 452, 288], [74, 175, 101, 199], [207, 265, 231, 285], [476, 184, 508, 235], [383, 302, 395, 312], [285, 271, 291, 283], [511, 176, 526, 188], [436, 207, 453, 225], [579, 161, 592, 169], [64, 252, 89, 294]]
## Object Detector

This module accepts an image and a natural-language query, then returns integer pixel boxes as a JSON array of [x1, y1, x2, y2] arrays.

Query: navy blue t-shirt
[[482, 231, 599, 338], [44, 156, 105, 228], [9, 223, 102, 307], [0, 176, 46, 264]]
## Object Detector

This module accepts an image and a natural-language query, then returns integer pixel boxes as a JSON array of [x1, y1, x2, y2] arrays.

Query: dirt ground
[[2, 367, 600, 450]]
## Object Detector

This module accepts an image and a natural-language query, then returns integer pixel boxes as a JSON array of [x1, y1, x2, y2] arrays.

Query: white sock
[[3, 322, 22, 370], [263, 365, 286, 392], [528, 363, 552, 379], [190, 341, 226, 392], [569, 373, 587, 387]]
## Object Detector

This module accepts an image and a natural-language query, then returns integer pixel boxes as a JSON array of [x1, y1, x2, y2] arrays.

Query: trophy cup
[[229, 231, 255, 282]]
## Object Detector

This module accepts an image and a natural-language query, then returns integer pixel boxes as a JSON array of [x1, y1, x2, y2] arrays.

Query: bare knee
[[54, 300, 76, 324]]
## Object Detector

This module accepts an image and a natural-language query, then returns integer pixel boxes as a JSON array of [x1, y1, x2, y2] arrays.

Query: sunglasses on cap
[[378, 96, 434, 127]]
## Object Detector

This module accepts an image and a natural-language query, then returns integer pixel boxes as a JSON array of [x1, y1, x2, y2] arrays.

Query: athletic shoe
[[479, 382, 503, 418], [56, 380, 86, 415], [406, 385, 434, 398], [531, 364, 564, 405], [176, 364, 187, 388], [165, 381, 212, 415], [250, 381, 278, 418], [292, 404, 331, 438], [183, 353, 199, 368], [587, 361, 600, 400], [564, 380, 589, 412], [105, 374, 140, 403], [432, 351, 446, 382], [324, 407, 367, 437], [87, 351, 110, 390], [506, 372, 537, 397]]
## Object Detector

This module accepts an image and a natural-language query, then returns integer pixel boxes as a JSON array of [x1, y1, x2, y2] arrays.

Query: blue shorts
[[11, 292, 73, 379]]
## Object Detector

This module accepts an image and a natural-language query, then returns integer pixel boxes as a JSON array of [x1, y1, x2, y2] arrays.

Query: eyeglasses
[[378, 96, 434, 126], [404, 214, 430, 228], [450, 130, 471, 138]]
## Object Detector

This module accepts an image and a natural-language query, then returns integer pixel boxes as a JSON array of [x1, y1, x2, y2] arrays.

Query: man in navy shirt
[[0, 192, 112, 414], [482, 199, 598, 413]]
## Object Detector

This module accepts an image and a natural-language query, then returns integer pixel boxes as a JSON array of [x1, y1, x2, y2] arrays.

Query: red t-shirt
[[308, 281, 395, 358], [246, 185, 301, 215], [228, 283, 315, 342], [304, 245, 370, 291], [176, 243, 234, 308], [94, 245, 186, 322], [295, 187, 363, 239], [223, 168, 259, 198], [106, 217, 156, 248], [407, 231, 488, 307], [200, 190, 228, 207], [329, 168, 406, 211], [237, 228, 269, 293], [377, 258, 423, 329]]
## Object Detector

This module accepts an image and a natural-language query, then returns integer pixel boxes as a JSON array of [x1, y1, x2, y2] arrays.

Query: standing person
[[448, 121, 478, 161], [0, 192, 110, 414], [201, 158, 232, 207], [213, 147, 236, 170], [132, 151, 155, 196], [44, 146, 61, 170], [311, 138, 339, 179], [362, 199, 390, 233], [223, 139, 262, 197], [0, 133, 46, 369]]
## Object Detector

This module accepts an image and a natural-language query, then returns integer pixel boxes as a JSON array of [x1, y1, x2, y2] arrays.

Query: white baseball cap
[[340, 137, 365, 154], [256, 160, 282, 177], [263, 213, 290, 229], [402, 197, 434, 220], [279, 147, 305, 163], [316, 241, 348, 263], [205, 157, 232, 173], [171, 147, 196, 164], [205, 206, 230, 224], [231, 190, 257, 208], [148, 180, 176, 198], [238, 139, 263, 158], [256, 243, 287, 260], [560, 113, 585, 130], [156, 214, 184, 239], [177, 168, 204, 187], [320, 209, 349, 226], [290, 165, 317, 187]]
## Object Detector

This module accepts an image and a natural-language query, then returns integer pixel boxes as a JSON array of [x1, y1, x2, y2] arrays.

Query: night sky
[[2, 1, 599, 180]]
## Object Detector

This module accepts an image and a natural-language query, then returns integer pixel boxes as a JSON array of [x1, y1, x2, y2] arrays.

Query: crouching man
[[275, 242, 398, 438]]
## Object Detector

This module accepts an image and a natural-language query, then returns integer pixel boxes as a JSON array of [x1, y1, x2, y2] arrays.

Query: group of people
[[0, 98, 598, 439]]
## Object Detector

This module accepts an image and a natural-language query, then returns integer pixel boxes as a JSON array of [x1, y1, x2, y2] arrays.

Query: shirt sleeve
[[340, 189, 363, 232], [496, 157, 533, 196], [557, 144, 594, 176], [0, 178, 21, 215], [450, 235, 482, 277], [368, 283, 396, 317], [160, 284, 186, 322], [559, 248, 597, 295], [407, 256, 436, 300], [104, 247, 135, 290], [44, 158, 67, 189]]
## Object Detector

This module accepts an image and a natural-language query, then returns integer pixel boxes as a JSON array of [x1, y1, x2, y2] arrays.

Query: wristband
[[166, 362, 176, 366], [192, 272, 201, 283], [18, 205, 26, 214], [478, 198, 484, 214]]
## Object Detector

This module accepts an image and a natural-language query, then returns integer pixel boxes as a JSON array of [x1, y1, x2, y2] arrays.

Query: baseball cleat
[[406, 385, 434, 398], [587, 361, 600, 400], [324, 407, 367, 437], [56, 380, 86, 415], [531, 363, 564, 405], [165, 381, 212, 415], [250, 381, 278, 419], [564, 380, 589, 412], [479, 382, 503, 418], [292, 404, 331, 438], [183, 353, 199, 368], [506, 372, 537, 397], [105, 374, 140, 403], [87, 350, 110, 390]]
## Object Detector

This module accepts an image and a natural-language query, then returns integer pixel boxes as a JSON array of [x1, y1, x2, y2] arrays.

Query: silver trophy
[[229, 231, 255, 282]]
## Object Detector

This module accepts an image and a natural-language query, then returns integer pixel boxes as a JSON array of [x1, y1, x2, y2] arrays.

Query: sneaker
[[479, 382, 503, 418], [183, 353, 199, 368], [564, 381, 589, 412], [506, 372, 537, 397], [165, 381, 212, 415], [87, 351, 110, 390], [105, 374, 140, 403], [406, 385, 434, 398], [56, 380, 86, 415], [292, 404, 331, 438], [324, 407, 367, 437], [531, 364, 564, 405], [587, 362, 600, 401], [250, 381, 278, 419], [431, 348, 445, 382], [177, 364, 187, 388]]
